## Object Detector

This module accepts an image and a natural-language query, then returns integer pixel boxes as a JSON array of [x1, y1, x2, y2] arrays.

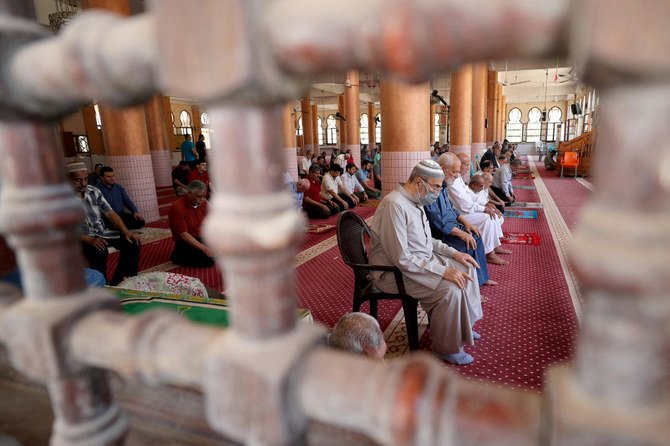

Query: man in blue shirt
[[96, 166, 145, 229], [180, 134, 197, 168], [355, 159, 381, 198], [424, 180, 496, 287]]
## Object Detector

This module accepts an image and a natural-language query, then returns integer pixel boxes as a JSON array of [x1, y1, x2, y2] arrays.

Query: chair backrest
[[563, 151, 579, 164], [336, 211, 373, 289]]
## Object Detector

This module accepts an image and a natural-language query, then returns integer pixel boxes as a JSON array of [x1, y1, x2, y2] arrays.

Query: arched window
[[375, 113, 381, 144], [177, 110, 192, 135], [434, 113, 440, 143], [296, 116, 303, 136], [360, 113, 369, 145], [526, 107, 542, 142], [506, 108, 523, 142], [546, 106, 562, 141], [326, 115, 337, 144], [317, 117, 324, 145], [179, 110, 191, 127], [200, 112, 212, 148]]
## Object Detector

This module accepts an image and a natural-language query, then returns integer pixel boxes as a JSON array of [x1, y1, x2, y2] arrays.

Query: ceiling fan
[[557, 67, 579, 83], [498, 61, 530, 86], [334, 112, 346, 122], [430, 90, 447, 106]]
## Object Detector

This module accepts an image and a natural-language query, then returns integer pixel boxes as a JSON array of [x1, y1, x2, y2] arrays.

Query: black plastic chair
[[336, 211, 420, 350]]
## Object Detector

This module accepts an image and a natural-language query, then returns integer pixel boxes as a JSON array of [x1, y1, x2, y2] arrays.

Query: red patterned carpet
[[113, 166, 585, 391]]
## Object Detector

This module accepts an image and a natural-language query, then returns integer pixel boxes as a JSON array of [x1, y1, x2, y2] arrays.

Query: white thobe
[[447, 176, 504, 254], [493, 164, 513, 197], [369, 184, 482, 355]]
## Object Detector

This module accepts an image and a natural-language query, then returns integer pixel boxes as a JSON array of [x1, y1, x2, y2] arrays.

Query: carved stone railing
[[0, 0, 668, 445]]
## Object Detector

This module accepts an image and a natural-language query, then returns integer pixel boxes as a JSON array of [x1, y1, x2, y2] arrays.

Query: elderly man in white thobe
[[442, 152, 510, 266], [369, 159, 483, 365]]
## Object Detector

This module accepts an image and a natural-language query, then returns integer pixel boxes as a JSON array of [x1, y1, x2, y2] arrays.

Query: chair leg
[[403, 298, 420, 350], [575, 166, 578, 178], [370, 300, 378, 319], [560, 165, 564, 178]]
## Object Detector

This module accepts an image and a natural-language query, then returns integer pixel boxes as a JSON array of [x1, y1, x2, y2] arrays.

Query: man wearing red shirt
[[302, 163, 338, 219], [187, 160, 214, 198], [168, 180, 215, 267]]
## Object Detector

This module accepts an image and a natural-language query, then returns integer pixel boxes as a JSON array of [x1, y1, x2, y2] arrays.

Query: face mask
[[416, 181, 440, 206]]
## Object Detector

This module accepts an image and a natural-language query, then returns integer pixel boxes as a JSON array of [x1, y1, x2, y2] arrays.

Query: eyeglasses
[[420, 178, 443, 193]]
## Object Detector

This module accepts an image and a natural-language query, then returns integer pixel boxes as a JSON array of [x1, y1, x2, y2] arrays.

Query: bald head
[[468, 173, 486, 193], [296, 179, 310, 192]]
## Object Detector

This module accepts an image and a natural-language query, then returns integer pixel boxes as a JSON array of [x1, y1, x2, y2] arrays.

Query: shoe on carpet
[[432, 349, 474, 365]]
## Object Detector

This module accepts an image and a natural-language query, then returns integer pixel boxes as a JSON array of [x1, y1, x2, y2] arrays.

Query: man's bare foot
[[495, 247, 512, 255], [484, 279, 498, 286], [486, 253, 509, 265], [480, 295, 489, 303]]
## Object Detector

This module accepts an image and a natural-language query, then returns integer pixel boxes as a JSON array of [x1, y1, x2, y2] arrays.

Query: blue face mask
[[417, 180, 440, 206]]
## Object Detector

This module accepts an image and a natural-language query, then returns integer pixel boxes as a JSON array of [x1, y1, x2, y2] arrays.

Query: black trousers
[[171, 239, 215, 268], [491, 185, 512, 206], [338, 193, 357, 209], [119, 212, 145, 230], [303, 202, 335, 219], [82, 237, 141, 286]]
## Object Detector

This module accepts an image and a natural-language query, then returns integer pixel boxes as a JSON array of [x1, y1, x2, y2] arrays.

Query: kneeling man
[[369, 160, 483, 365], [168, 180, 215, 268]]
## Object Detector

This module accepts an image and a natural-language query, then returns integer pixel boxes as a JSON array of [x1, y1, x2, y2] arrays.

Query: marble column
[[282, 104, 299, 181], [344, 70, 361, 167], [471, 63, 488, 164], [311, 104, 319, 153], [145, 95, 172, 187], [379, 79, 430, 197], [367, 102, 376, 149], [449, 64, 473, 181], [87, 0, 159, 222], [486, 70, 497, 146], [429, 103, 437, 146], [338, 94, 346, 149], [300, 96, 314, 154]]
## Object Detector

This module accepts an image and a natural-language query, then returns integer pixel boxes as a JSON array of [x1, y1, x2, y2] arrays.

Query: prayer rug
[[131, 227, 172, 244], [514, 185, 537, 190], [506, 202, 543, 209], [501, 232, 541, 245], [307, 224, 336, 234], [504, 209, 538, 219], [513, 173, 535, 179], [109, 286, 313, 328]]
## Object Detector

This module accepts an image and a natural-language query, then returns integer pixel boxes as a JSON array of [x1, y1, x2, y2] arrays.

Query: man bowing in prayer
[[368, 160, 483, 365]]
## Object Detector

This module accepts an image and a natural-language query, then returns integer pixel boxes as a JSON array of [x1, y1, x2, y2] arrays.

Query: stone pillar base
[[107, 154, 160, 222], [381, 151, 431, 197], [284, 146, 299, 181], [151, 150, 173, 188]]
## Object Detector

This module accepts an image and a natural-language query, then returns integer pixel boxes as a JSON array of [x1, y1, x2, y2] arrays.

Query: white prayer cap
[[412, 159, 444, 179], [64, 162, 87, 173]]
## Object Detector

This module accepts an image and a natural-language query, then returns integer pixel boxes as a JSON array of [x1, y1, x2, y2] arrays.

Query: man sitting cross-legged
[[355, 158, 382, 199], [67, 162, 141, 286], [424, 170, 496, 288], [168, 180, 215, 268], [328, 312, 387, 359], [321, 164, 350, 211], [302, 163, 339, 219], [96, 166, 145, 230], [369, 159, 483, 365], [442, 153, 510, 266], [340, 163, 368, 206]]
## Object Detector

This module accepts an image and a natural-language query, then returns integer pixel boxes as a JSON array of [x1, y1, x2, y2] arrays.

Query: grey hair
[[482, 172, 494, 182], [328, 312, 384, 355], [187, 180, 207, 193], [437, 152, 459, 169], [469, 174, 484, 187]]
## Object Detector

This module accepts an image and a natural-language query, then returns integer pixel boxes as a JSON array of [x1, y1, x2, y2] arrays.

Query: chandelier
[[48, 0, 88, 34]]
